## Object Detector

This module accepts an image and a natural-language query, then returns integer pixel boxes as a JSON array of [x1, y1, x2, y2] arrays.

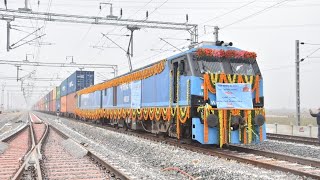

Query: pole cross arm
[[0, 76, 65, 81], [0, 8, 197, 31], [0, 59, 118, 69]]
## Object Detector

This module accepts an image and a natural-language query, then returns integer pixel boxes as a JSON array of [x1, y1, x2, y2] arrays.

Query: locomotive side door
[[170, 56, 186, 104]]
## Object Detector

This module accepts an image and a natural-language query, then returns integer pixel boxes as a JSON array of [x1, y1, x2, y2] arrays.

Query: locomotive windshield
[[230, 62, 254, 75], [196, 56, 258, 75], [199, 59, 224, 74]]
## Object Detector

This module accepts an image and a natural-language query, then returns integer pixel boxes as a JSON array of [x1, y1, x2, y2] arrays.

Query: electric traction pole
[[295, 40, 301, 126], [7, 20, 10, 52], [1, 83, 5, 112], [7, 91, 9, 110]]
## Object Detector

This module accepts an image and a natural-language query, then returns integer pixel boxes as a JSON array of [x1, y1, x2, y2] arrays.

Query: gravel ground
[[36, 112, 314, 180], [0, 142, 8, 154], [0, 113, 28, 141], [239, 139, 320, 160], [61, 138, 88, 158], [0, 112, 23, 129]]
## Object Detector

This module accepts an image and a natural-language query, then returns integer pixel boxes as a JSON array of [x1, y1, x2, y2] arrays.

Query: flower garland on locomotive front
[[190, 46, 266, 147]]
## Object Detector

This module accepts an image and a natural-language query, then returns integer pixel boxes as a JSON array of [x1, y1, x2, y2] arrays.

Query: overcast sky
[[0, 0, 319, 110]]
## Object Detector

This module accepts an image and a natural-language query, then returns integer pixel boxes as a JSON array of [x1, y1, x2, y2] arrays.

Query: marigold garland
[[243, 110, 248, 144], [228, 111, 232, 143], [203, 106, 208, 143], [155, 108, 161, 121], [247, 110, 252, 144], [74, 107, 265, 147], [227, 74, 237, 83], [223, 110, 227, 145], [256, 108, 265, 142], [218, 110, 223, 148], [149, 108, 155, 120], [75, 106, 190, 124], [78, 59, 166, 95], [131, 109, 136, 120], [199, 107, 265, 147], [196, 48, 257, 59], [176, 70, 181, 139]]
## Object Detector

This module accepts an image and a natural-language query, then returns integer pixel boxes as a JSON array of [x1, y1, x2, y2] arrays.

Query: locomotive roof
[[167, 44, 241, 61], [82, 44, 247, 93]]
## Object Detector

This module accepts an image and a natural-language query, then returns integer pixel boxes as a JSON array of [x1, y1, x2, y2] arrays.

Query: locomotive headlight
[[254, 114, 265, 126], [207, 114, 219, 128]]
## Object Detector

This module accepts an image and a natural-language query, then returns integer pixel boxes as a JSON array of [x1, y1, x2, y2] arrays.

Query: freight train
[[33, 42, 266, 147]]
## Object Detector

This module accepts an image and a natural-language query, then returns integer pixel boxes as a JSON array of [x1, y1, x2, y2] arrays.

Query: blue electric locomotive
[[75, 42, 266, 146]]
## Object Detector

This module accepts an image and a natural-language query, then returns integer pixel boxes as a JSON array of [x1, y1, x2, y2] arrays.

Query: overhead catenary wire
[[89, 0, 155, 60], [1, 0, 174, 95], [138, 0, 292, 68], [3, 0, 317, 107], [11, 1, 320, 10], [300, 47, 320, 61], [91, 0, 170, 72], [220, 0, 290, 29], [201, 0, 259, 25], [222, 24, 320, 30], [22, 0, 53, 105], [120, 0, 269, 68]]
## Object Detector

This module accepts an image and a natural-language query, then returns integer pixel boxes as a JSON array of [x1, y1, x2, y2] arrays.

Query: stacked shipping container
[[60, 71, 94, 117], [56, 86, 61, 112], [33, 71, 94, 117], [52, 87, 56, 112]]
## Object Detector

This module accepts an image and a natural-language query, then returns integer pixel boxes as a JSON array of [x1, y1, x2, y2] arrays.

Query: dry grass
[[266, 117, 317, 126]]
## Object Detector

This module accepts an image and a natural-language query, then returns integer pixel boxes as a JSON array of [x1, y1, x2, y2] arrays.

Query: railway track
[[0, 126, 30, 179], [150, 134, 320, 179], [267, 133, 319, 146], [40, 127, 113, 179], [226, 145, 320, 179], [11, 113, 47, 180], [15, 113, 129, 180], [48, 114, 320, 179]]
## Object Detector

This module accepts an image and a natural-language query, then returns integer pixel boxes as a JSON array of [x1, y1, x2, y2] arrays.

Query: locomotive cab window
[[228, 58, 258, 75], [230, 62, 254, 75], [198, 58, 224, 74]]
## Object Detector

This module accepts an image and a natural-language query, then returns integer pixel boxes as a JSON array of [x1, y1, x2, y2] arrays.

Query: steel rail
[[33, 112, 320, 179], [135, 133, 320, 180], [1, 124, 28, 142], [0, 124, 31, 180], [227, 145, 320, 168], [267, 133, 319, 146], [48, 125, 131, 180], [52, 114, 320, 179], [12, 121, 48, 180]]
